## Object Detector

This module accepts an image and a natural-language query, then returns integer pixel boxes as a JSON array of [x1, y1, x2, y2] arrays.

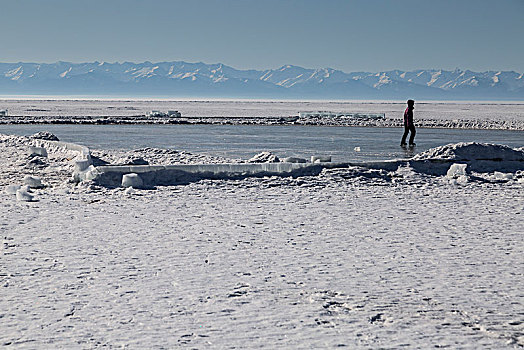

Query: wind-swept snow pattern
[[1, 133, 523, 348]]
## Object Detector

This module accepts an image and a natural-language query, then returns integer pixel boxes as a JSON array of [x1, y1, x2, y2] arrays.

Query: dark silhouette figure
[[400, 99, 416, 146]]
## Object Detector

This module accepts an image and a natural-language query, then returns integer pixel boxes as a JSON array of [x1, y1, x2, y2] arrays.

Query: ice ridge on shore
[[1, 133, 523, 194]]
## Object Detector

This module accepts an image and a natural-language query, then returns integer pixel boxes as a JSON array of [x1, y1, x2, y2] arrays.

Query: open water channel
[[1, 124, 522, 162]]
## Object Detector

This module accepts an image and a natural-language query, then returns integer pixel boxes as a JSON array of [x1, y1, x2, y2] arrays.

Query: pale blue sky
[[1, 0, 523, 72]]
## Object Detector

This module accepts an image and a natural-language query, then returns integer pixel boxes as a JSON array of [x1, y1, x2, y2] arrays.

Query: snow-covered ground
[[1, 133, 523, 348]]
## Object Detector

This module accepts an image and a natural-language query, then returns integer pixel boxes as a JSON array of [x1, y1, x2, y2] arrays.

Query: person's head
[[407, 99, 415, 109]]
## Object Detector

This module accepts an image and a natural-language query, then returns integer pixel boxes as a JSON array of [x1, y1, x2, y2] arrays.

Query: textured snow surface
[[413, 142, 524, 161], [93, 148, 242, 166], [1, 135, 523, 348]]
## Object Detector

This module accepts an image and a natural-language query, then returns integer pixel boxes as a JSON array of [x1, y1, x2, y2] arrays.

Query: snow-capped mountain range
[[1, 61, 523, 99]]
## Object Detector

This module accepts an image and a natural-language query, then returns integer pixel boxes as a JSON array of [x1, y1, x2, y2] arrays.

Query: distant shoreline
[[1, 115, 523, 131], [1, 99, 523, 130]]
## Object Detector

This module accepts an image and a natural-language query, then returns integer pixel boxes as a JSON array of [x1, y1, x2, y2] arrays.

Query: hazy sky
[[1, 0, 523, 72]]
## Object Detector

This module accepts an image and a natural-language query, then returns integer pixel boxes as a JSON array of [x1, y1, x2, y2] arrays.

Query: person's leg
[[401, 126, 409, 145], [409, 126, 416, 145]]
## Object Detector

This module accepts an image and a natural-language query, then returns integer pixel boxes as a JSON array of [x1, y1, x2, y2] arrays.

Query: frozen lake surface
[[1, 99, 523, 348], [1, 124, 523, 162], [1, 99, 524, 121]]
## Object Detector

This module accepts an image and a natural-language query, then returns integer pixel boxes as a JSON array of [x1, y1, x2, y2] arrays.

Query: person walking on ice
[[401, 99, 416, 147]]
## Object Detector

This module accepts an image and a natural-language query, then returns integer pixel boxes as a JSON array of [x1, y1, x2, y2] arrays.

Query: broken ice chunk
[[27, 146, 48, 157], [16, 189, 34, 201], [122, 173, 143, 188], [23, 175, 43, 188], [311, 156, 332, 163], [5, 185, 21, 195], [446, 163, 467, 178]]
